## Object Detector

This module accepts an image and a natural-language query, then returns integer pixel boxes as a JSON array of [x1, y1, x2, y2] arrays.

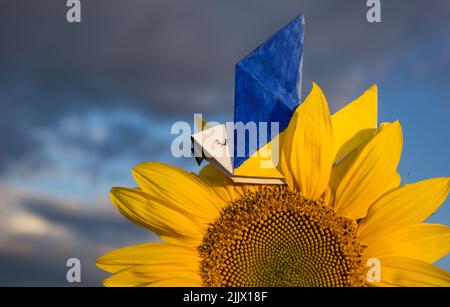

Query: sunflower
[[96, 83, 450, 287]]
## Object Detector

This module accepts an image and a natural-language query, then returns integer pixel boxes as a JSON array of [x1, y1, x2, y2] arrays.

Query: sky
[[0, 0, 449, 286]]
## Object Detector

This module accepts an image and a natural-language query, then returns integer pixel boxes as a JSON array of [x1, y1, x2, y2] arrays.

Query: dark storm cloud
[[50, 111, 170, 161], [0, 117, 39, 173], [0, 191, 152, 286], [2, 0, 450, 114], [0, 237, 109, 286], [22, 197, 153, 245]]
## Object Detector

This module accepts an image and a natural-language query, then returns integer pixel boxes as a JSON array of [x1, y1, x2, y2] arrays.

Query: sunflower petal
[[334, 121, 403, 219], [367, 281, 396, 287], [280, 83, 334, 200], [332, 85, 378, 162], [198, 163, 258, 203], [103, 264, 201, 287], [358, 177, 450, 244], [132, 162, 223, 221], [329, 148, 360, 195], [144, 279, 202, 287], [375, 257, 450, 287], [110, 187, 204, 246], [364, 223, 450, 264], [96, 242, 200, 273], [330, 147, 401, 203]]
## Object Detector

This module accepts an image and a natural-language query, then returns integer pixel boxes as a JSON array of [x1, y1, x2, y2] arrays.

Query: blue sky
[[0, 0, 449, 285]]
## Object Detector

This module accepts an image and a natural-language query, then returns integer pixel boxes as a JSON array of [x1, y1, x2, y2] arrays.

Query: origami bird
[[192, 15, 305, 184]]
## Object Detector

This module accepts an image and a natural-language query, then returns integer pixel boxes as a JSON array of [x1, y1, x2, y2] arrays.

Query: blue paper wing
[[233, 15, 305, 169]]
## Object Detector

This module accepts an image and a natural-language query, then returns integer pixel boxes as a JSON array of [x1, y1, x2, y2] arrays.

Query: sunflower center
[[198, 186, 365, 287]]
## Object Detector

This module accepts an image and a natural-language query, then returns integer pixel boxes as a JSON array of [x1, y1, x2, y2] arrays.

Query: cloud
[[0, 184, 153, 286], [2, 1, 450, 111], [22, 197, 153, 246]]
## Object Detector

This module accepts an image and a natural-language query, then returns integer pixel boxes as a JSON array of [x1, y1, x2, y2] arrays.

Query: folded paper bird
[[191, 15, 305, 184]]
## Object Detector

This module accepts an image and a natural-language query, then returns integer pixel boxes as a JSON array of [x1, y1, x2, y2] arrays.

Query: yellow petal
[[358, 177, 450, 244], [330, 148, 401, 206], [280, 83, 334, 200], [375, 257, 450, 287], [332, 85, 378, 162], [103, 263, 201, 287], [96, 242, 200, 273], [364, 223, 450, 264], [367, 281, 396, 287], [132, 162, 223, 222], [329, 148, 360, 195], [110, 187, 204, 246], [323, 186, 333, 206], [144, 279, 202, 287], [334, 121, 403, 219], [198, 163, 259, 203]]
